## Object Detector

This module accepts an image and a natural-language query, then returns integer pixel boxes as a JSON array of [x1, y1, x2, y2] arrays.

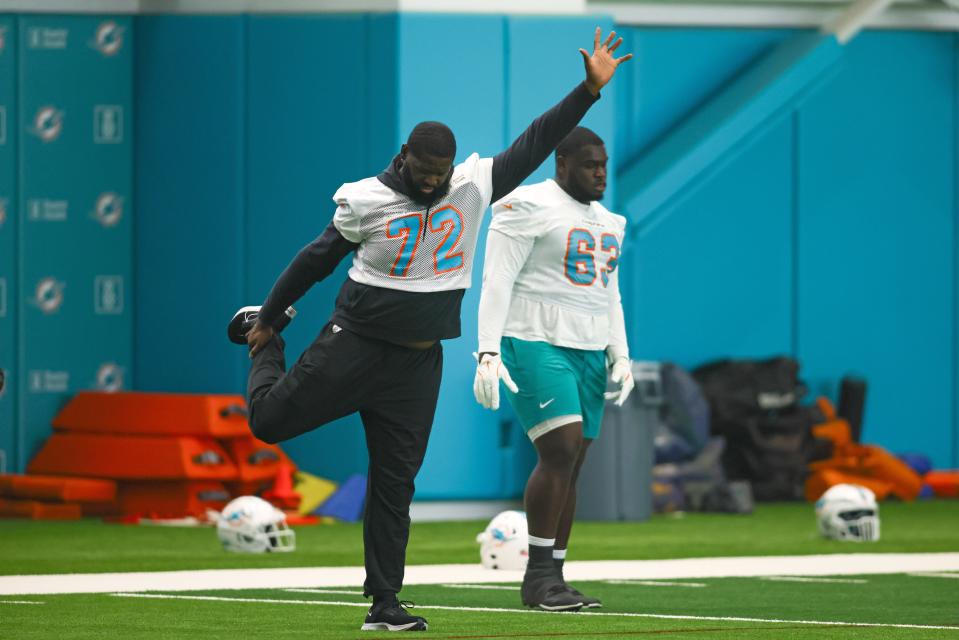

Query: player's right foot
[[226, 305, 295, 345], [360, 598, 428, 632], [565, 584, 602, 609], [521, 569, 584, 611]]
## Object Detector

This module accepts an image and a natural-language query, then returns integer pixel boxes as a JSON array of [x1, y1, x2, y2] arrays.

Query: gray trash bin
[[575, 361, 662, 521]]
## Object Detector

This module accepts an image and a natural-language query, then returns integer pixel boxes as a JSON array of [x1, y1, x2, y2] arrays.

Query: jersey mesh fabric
[[334, 154, 493, 293]]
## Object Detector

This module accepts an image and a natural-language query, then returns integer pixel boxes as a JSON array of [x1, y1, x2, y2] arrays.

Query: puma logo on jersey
[[539, 398, 555, 409]]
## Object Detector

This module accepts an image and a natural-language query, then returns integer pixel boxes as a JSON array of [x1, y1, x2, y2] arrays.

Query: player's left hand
[[581, 27, 633, 96], [604, 358, 634, 407], [473, 352, 519, 411]]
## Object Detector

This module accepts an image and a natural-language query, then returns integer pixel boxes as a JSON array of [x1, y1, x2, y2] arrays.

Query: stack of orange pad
[[0, 474, 117, 520], [16, 391, 299, 520]]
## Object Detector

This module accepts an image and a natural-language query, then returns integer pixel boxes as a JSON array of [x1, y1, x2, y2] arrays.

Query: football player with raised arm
[[226, 31, 631, 632], [474, 127, 634, 611]]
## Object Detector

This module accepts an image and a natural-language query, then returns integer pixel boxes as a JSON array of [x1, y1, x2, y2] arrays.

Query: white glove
[[473, 352, 519, 410], [604, 358, 634, 407]]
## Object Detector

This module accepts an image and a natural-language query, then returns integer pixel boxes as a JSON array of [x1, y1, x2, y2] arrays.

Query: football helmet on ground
[[815, 483, 880, 542], [216, 495, 296, 553]]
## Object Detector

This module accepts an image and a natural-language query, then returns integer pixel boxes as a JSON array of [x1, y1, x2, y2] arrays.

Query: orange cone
[[262, 461, 301, 510]]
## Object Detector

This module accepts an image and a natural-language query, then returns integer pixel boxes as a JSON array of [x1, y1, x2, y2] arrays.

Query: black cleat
[[227, 305, 295, 345], [565, 584, 602, 609], [521, 568, 583, 612], [556, 560, 602, 608], [361, 599, 428, 632]]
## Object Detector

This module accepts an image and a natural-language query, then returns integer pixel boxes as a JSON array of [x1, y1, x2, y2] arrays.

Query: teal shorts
[[501, 337, 608, 441]]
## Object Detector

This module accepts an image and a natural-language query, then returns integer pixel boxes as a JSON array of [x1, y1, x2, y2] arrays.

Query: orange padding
[[28, 433, 238, 480], [0, 474, 116, 503], [808, 444, 922, 501], [52, 391, 250, 438], [925, 471, 959, 498], [0, 498, 82, 520], [806, 468, 894, 502], [221, 437, 296, 483], [118, 481, 231, 518]]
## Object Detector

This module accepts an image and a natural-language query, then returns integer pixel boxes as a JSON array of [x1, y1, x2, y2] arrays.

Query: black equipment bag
[[692, 357, 821, 500]]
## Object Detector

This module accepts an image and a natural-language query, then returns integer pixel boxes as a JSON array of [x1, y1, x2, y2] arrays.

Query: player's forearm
[[490, 82, 599, 202], [477, 274, 516, 354], [606, 299, 629, 364], [259, 222, 358, 327]]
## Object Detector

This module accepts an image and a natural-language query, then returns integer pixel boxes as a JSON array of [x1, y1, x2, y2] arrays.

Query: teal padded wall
[[616, 27, 958, 467], [134, 16, 245, 394], [17, 15, 133, 469], [796, 32, 956, 459], [0, 16, 16, 470]]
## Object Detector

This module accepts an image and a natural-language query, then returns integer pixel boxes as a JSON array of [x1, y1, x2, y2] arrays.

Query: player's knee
[[248, 402, 282, 445]]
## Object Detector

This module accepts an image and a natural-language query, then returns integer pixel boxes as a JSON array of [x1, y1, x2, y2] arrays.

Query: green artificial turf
[[1, 500, 957, 576], [2, 574, 958, 639]]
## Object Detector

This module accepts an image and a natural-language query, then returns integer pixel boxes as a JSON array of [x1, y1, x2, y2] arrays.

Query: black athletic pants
[[246, 322, 442, 598]]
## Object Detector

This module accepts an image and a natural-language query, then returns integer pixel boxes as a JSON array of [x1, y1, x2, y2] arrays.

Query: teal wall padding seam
[[618, 32, 842, 229], [954, 32, 958, 467], [790, 110, 799, 359]]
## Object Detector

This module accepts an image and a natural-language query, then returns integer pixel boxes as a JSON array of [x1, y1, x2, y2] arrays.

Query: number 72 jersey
[[332, 153, 494, 292]]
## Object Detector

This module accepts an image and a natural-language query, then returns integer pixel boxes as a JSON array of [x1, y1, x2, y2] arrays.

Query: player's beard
[[401, 163, 453, 206]]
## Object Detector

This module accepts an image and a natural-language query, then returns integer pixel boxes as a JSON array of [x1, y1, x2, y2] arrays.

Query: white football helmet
[[476, 510, 528, 570], [216, 496, 296, 553], [815, 483, 880, 542]]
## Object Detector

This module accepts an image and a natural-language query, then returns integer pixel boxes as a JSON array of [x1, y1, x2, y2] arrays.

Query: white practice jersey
[[332, 153, 494, 293], [478, 179, 628, 356]]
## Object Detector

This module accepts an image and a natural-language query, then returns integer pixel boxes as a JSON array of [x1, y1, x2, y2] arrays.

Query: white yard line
[[111, 592, 959, 632], [606, 580, 707, 588], [908, 571, 959, 579], [761, 576, 869, 584], [0, 600, 45, 605], [3, 552, 959, 596], [283, 588, 364, 596], [440, 584, 521, 590]]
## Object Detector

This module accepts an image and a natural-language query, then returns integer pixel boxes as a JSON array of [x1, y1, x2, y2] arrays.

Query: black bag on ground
[[692, 357, 821, 501]]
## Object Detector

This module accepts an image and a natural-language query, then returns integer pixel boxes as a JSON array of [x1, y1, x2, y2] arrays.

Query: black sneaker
[[521, 567, 583, 612], [565, 584, 602, 609], [556, 561, 602, 609], [361, 599, 428, 632], [227, 305, 295, 345]]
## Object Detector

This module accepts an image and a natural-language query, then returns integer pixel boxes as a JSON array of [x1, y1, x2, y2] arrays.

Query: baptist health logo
[[31, 106, 64, 143], [94, 105, 122, 144], [90, 21, 124, 57], [96, 362, 124, 392], [94, 275, 123, 315], [33, 277, 65, 314], [93, 192, 123, 227], [27, 27, 68, 50], [29, 370, 69, 393]]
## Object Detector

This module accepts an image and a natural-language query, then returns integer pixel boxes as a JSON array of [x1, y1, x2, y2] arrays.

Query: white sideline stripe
[[4, 552, 959, 595], [761, 576, 869, 584], [908, 572, 959, 579], [0, 600, 45, 605], [111, 592, 959, 631], [606, 580, 707, 588], [440, 584, 520, 591], [284, 588, 364, 596]]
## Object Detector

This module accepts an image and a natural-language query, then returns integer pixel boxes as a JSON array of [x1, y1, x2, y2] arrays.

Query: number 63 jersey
[[477, 179, 627, 354]]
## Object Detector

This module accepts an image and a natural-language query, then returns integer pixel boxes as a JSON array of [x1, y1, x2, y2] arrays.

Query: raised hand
[[580, 27, 633, 96]]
